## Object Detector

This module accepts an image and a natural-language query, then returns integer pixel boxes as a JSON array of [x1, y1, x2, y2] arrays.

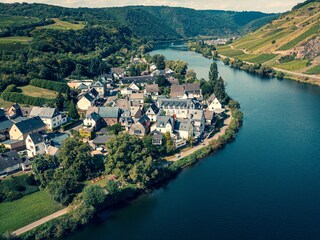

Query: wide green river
[[66, 43, 320, 240]]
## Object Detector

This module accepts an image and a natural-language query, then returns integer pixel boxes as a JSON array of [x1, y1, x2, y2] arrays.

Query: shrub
[[30, 79, 69, 92]]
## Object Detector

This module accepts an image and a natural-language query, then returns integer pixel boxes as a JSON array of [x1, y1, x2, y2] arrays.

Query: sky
[[1, 0, 304, 13]]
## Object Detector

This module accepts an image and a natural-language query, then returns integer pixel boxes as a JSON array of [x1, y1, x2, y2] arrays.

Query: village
[[0, 57, 226, 178]]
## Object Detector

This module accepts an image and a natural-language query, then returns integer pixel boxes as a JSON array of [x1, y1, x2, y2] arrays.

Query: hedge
[[1, 92, 55, 106], [30, 79, 69, 93]]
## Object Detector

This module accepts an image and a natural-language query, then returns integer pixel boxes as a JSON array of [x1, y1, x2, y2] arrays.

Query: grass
[[217, 46, 245, 58], [305, 65, 320, 75], [0, 36, 32, 51], [276, 60, 309, 71], [18, 85, 58, 99], [0, 174, 39, 201], [0, 14, 39, 28], [37, 18, 85, 31], [0, 191, 63, 233]]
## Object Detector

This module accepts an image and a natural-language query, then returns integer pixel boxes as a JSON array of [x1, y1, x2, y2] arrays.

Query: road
[[169, 112, 232, 162], [13, 208, 68, 236]]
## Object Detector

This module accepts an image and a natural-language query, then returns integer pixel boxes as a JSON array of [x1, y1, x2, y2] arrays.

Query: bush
[[26, 175, 36, 186], [1, 92, 55, 106], [30, 79, 69, 92]]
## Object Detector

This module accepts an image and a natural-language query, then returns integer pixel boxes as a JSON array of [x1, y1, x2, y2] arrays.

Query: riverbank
[[10, 106, 242, 240]]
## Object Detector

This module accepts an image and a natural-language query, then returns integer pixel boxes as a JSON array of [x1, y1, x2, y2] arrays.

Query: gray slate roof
[[0, 151, 22, 172], [29, 107, 59, 119], [156, 116, 174, 128], [174, 119, 192, 132], [14, 117, 45, 134], [28, 133, 44, 145]]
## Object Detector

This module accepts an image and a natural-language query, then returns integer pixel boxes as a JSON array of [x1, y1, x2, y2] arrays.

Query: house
[[204, 110, 215, 126], [120, 110, 134, 131], [145, 104, 159, 122], [170, 85, 185, 98], [91, 80, 106, 98], [84, 112, 105, 131], [87, 107, 119, 126], [7, 103, 23, 118], [190, 110, 206, 137], [128, 82, 140, 92], [151, 116, 175, 136], [25, 133, 46, 158], [76, 83, 90, 93], [120, 75, 155, 85], [129, 115, 151, 137], [115, 99, 131, 111], [206, 94, 223, 112], [121, 87, 134, 96], [111, 68, 125, 79], [0, 151, 22, 176], [29, 107, 67, 130], [129, 93, 144, 107], [0, 110, 13, 137], [184, 83, 202, 99], [144, 84, 159, 99], [158, 99, 198, 119], [151, 130, 164, 145], [9, 117, 46, 141], [77, 92, 96, 111], [174, 119, 193, 140], [130, 107, 143, 120]]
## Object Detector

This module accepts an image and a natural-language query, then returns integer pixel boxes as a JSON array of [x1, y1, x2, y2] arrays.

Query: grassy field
[[276, 60, 309, 71], [216, 46, 245, 58], [0, 36, 32, 51], [241, 54, 278, 64], [0, 14, 39, 28], [37, 18, 85, 31], [0, 191, 63, 233], [18, 85, 58, 99], [305, 65, 320, 75]]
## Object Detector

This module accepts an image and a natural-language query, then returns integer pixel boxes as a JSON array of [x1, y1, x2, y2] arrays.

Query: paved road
[[169, 112, 232, 162], [13, 208, 68, 236]]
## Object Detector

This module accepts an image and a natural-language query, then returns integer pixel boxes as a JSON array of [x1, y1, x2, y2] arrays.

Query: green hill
[[0, 3, 278, 40], [217, 0, 320, 77]]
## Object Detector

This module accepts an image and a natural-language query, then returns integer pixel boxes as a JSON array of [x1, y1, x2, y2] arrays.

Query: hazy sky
[[1, 0, 304, 13]]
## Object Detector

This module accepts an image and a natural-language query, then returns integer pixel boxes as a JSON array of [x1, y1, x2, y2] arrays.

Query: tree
[[106, 180, 120, 195], [186, 69, 197, 83], [152, 54, 166, 70], [68, 101, 79, 120], [156, 75, 167, 87], [164, 132, 175, 154], [214, 77, 228, 103], [82, 185, 105, 208], [209, 62, 219, 83], [276, 71, 285, 79], [106, 123, 122, 135], [55, 92, 64, 111]]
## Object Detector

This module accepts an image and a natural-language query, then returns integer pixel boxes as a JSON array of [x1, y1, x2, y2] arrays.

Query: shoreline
[[14, 107, 242, 239]]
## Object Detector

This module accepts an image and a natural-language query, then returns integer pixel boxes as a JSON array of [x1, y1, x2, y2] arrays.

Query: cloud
[[1, 0, 304, 13]]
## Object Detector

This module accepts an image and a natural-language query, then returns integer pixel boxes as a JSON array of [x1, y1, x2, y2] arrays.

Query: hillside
[[217, 0, 320, 81], [0, 3, 278, 40]]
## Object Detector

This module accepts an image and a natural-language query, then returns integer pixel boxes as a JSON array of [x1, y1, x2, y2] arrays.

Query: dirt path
[[13, 208, 68, 236], [169, 112, 232, 162]]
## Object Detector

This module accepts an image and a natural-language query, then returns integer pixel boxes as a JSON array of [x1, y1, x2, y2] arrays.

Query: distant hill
[[0, 3, 278, 40], [217, 0, 320, 78]]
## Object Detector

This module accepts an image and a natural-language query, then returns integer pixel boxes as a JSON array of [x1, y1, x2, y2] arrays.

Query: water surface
[[66, 43, 320, 240]]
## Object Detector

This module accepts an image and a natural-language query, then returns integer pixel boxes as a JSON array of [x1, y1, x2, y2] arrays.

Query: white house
[[111, 68, 125, 79], [128, 82, 140, 92], [146, 104, 159, 122], [174, 119, 193, 140], [77, 93, 96, 111], [189, 110, 206, 137], [207, 94, 223, 111], [158, 99, 198, 119], [29, 107, 67, 130], [25, 133, 46, 158], [91, 80, 106, 98], [151, 116, 175, 136]]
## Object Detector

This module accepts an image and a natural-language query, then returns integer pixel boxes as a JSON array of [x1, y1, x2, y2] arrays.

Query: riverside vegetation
[[0, 61, 243, 240]]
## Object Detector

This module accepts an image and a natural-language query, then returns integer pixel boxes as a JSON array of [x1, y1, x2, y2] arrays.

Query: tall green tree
[[55, 92, 64, 111], [68, 101, 79, 120], [209, 62, 219, 83]]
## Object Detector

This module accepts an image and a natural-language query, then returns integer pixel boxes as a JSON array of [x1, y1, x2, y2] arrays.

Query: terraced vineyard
[[36, 18, 86, 31], [217, 1, 320, 79]]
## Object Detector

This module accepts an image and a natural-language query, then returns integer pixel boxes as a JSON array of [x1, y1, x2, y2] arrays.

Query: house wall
[[0, 164, 21, 175], [208, 98, 222, 111], [40, 115, 67, 130], [77, 98, 92, 111]]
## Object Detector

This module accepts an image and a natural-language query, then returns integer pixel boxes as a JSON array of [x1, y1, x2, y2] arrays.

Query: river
[[66, 43, 320, 240]]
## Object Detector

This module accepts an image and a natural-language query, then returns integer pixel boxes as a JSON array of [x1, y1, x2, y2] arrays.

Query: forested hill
[[0, 3, 278, 40]]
